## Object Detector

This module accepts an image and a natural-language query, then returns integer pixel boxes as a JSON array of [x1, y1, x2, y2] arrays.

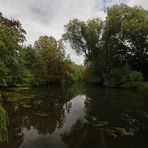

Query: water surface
[[1, 84, 148, 148]]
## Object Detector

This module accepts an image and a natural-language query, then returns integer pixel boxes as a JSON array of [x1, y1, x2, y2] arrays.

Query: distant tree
[[33, 36, 66, 84]]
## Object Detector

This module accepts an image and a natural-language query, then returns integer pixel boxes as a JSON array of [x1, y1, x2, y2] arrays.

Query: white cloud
[[128, 0, 148, 9], [0, 0, 104, 42], [1, 0, 147, 64], [0, 0, 103, 64]]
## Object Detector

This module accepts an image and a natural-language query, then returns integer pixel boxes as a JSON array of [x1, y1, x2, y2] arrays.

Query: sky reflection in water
[[1, 84, 148, 148]]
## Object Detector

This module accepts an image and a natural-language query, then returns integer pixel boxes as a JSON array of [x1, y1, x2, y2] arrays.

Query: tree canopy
[[0, 14, 84, 87], [63, 4, 148, 87], [0, 4, 148, 88]]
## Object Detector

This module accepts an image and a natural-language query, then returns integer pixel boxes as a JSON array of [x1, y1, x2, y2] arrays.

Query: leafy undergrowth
[[0, 105, 8, 142]]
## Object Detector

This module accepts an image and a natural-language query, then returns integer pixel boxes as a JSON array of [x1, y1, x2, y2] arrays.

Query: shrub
[[120, 71, 143, 88], [104, 65, 143, 88], [0, 105, 8, 142]]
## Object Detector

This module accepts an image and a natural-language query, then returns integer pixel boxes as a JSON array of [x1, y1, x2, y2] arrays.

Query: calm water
[[0, 83, 148, 148]]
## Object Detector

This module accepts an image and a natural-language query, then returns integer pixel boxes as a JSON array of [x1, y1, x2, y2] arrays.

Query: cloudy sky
[[0, 0, 148, 64]]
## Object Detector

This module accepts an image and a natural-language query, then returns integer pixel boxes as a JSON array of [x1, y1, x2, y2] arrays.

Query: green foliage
[[63, 18, 105, 83], [33, 36, 68, 85], [0, 13, 84, 87], [0, 61, 9, 87], [31, 36, 85, 85], [120, 71, 143, 88], [1, 4, 147, 88], [58, 56, 84, 84], [0, 13, 27, 87], [104, 65, 143, 88], [72, 65, 84, 82], [0, 105, 8, 142], [104, 4, 148, 79], [32, 60, 48, 86], [63, 4, 148, 87], [63, 18, 103, 60]]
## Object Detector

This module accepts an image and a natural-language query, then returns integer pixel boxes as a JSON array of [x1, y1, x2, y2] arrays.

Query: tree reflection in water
[[0, 83, 148, 148], [0, 84, 84, 148], [61, 85, 148, 148]]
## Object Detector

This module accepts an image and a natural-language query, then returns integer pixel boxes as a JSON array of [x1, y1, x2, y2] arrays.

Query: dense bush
[[0, 104, 8, 142], [120, 71, 143, 88], [104, 66, 143, 88]]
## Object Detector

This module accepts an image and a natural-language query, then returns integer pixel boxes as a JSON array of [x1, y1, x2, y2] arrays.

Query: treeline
[[63, 4, 148, 88], [0, 14, 84, 87], [0, 4, 148, 88]]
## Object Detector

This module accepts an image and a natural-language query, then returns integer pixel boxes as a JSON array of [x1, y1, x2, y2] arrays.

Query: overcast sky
[[0, 0, 148, 64]]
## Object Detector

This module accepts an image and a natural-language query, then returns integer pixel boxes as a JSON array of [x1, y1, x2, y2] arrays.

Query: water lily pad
[[115, 128, 129, 136]]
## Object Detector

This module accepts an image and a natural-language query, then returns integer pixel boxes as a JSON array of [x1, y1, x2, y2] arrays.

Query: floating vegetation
[[104, 127, 129, 138], [88, 116, 129, 138], [89, 117, 109, 127], [22, 104, 32, 108], [115, 128, 129, 136]]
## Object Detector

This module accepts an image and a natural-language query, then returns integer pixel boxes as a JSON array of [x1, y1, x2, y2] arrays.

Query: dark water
[[0, 83, 148, 148]]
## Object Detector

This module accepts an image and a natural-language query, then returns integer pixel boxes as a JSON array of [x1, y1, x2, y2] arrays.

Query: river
[[0, 83, 148, 148]]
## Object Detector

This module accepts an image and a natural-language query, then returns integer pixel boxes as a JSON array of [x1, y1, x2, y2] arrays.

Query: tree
[[103, 4, 148, 79], [33, 36, 67, 84], [63, 18, 105, 83], [63, 18, 103, 61], [0, 13, 84, 87], [63, 5, 147, 86], [0, 13, 26, 86]]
